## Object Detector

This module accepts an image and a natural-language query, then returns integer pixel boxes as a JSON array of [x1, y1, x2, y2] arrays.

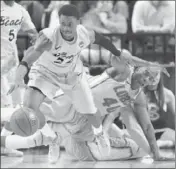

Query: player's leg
[[1, 74, 13, 108], [107, 123, 147, 158], [157, 128, 175, 148], [23, 87, 46, 128], [63, 71, 110, 157], [120, 106, 151, 155], [64, 136, 96, 161]]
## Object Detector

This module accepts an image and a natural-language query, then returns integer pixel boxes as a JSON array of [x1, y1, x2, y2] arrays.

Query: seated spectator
[[132, 1, 175, 33], [131, 1, 175, 56], [19, 1, 45, 31], [113, 1, 129, 21], [81, 1, 127, 64], [81, 1, 110, 34], [96, 1, 128, 34], [44, 1, 70, 28]]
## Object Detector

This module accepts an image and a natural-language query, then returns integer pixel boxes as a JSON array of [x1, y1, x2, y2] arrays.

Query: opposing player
[[144, 70, 175, 148], [1, 0, 38, 108], [7, 4, 158, 157]]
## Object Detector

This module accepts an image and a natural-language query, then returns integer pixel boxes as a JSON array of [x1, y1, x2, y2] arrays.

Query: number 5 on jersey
[[9, 29, 15, 41]]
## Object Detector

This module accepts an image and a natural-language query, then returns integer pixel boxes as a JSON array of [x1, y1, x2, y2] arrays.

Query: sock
[[1, 127, 13, 136], [5, 135, 31, 149], [92, 124, 103, 135]]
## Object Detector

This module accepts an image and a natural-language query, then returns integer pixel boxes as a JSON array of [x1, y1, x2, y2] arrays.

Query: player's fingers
[[161, 68, 170, 77]]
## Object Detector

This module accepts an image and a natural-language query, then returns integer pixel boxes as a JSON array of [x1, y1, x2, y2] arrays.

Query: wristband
[[19, 61, 29, 72]]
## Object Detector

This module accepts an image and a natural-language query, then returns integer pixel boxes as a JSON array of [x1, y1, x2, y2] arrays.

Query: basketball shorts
[[1, 66, 17, 107], [28, 65, 97, 114]]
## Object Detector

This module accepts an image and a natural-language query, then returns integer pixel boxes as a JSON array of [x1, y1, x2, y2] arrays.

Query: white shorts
[[1, 66, 17, 107], [28, 65, 97, 114]]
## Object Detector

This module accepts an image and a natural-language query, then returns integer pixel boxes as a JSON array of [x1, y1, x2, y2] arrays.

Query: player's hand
[[7, 65, 28, 95], [120, 49, 133, 64]]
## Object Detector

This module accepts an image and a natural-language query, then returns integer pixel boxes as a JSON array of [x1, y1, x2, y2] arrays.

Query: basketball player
[[8, 4, 161, 157], [1, 0, 38, 157], [1, 0, 38, 108], [144, 70, 175, 148]]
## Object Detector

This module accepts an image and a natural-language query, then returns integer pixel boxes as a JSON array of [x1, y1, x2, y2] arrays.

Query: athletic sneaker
[[1, 147, 23, 157], [94, 132, 111, 158], [48, 133, 61, 164]]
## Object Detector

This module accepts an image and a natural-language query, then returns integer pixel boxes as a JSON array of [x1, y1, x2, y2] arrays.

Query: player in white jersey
[[1, 0, 38, 108], [8, 4, 161, 157]]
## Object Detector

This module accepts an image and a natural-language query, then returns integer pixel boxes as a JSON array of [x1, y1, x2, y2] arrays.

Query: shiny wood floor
[[1, 147, 175, 168]]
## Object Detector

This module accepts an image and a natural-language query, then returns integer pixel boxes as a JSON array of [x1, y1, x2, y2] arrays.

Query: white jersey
[[1, 1, 35, 62], [34, 25, 94, 74]]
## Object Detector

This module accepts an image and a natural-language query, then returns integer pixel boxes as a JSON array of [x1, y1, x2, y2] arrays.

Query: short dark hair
[[58, 4, 80, 20]]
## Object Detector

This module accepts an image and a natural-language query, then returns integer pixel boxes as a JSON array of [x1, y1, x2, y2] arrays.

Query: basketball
[[10, 107, 39, 137]]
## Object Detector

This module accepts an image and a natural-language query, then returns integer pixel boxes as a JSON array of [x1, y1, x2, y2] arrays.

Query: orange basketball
[[10, 107, 39, 137]]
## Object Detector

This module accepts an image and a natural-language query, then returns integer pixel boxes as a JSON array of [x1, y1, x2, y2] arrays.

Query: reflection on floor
[[1, 147, 175, 168]]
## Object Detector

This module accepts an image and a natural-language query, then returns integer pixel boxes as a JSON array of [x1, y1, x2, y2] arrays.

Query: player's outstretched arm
[[133, 91, 161, 160], [102, 111, 120, 133], [7, 30, 52, 95]]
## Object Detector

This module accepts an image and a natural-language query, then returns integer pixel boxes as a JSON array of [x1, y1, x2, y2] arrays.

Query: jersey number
[[102, 98, 120, 113], [9, 29, 15, 41]]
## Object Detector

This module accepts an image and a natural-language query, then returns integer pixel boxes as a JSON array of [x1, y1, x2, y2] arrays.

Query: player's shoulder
[[14, 2, 25, 10], [40, 26, 58, 40]]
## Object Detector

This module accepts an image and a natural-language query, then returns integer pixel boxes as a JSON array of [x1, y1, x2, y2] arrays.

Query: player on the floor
[[144, 70, 175, 148], [1, 0, 38, 108], [7, 4, 164, 158]]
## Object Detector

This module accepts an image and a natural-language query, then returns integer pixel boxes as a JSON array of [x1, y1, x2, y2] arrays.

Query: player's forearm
[[93, 32, 121, 57], [25, 28, 38, 45], [102, 113, 117, 132], [22, 46, 41, 68], [127, 55, 151, 67], [142, 124, 160, 158], [134, 104, 160, 158]]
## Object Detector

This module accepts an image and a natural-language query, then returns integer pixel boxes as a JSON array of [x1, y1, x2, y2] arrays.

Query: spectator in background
[[81, 1, 110, 34], [113, 1, 129, 21], [132, 1, 175, 33], [98, 0, 128, 34], [19, 1, 45, 31], [43, 1, 70, 28], [131, 1, 175, 56]]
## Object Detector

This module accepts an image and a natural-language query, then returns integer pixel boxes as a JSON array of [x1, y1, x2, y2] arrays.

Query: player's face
[[132, 70, 155, 87], [59, 15, 79, 41]]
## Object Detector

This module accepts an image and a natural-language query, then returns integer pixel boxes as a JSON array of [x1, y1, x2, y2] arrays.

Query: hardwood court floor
[[1, 147, 175, 168]]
